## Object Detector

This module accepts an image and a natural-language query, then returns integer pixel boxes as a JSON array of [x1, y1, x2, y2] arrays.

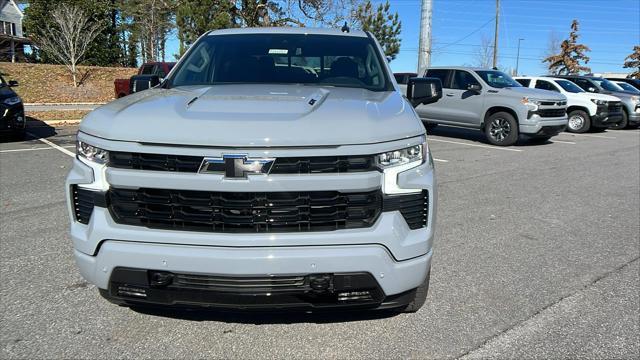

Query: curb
[[27, 119, 82, 126], [24, 102, 107, 106]]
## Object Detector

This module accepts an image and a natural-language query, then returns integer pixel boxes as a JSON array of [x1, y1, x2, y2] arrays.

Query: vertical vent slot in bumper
[[383, 190, 429, 229], [72, 186, 97, 224]]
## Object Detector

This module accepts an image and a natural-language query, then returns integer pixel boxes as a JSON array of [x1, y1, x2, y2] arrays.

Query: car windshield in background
[[616, 82, 640, 94], [475, 70, 521, 88], [556, 79, 584, 93], [169, 34, 391, 91], [592, 78, 624, 92]]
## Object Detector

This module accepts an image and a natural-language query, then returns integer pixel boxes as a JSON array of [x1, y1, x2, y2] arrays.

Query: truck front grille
[[608, 101, 622, 113], [108, 188, 382, 233], [536, 108, 566, 118], [108, 152, 376, 174]]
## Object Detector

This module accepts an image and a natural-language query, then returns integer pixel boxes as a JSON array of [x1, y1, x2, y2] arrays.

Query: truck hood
[[497, 86, 567, 100], [80, 84, 424, 147], [579, 92, 620, 102]]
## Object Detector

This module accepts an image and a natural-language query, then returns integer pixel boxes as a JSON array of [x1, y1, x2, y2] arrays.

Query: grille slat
[[536, 108, 566, 118], [109, 188, 382, 233]]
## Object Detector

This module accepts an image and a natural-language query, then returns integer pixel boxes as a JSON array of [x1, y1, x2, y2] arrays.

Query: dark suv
[[552, 75, 640, 129], [0, 75, 25, 139]]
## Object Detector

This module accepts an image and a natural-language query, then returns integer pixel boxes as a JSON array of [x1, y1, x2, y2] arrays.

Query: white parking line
[[0, 145, 75, 153], [428, 138, 523, 152], [549, 139, 576, 144], [557, 132, 616, 139], [26, 132, 75, 157], [434, 158, 448, 163]]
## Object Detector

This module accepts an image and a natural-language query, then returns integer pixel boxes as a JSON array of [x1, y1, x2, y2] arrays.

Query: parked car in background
[[415, 67, 567, 145], [515, 76, 622, 133], [394, 72, 417, 85], [552, 75, 640, 129], [0, 75, 25, 139], [605, 77, 640, 91], [612, 81, 640, 94], [113, 62, 176, 98]]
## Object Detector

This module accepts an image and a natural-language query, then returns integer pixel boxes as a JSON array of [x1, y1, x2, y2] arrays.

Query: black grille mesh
[[536, 108, 566, 118], [108, 188, 382, 233]]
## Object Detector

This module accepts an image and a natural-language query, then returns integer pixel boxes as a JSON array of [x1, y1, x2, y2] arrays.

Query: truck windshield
[[592, 78, 624, 92], [555, 79, 584, 93], [169, 33, 391, 91], [475, 70, 521, 88]]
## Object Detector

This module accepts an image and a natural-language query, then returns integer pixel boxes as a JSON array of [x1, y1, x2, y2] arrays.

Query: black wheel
[[485, 112, 518, 146], [402, 270, 431, 313], [610, 109, 629, 130], [424, 122, 438, 131], [566, 110, 590, 133]]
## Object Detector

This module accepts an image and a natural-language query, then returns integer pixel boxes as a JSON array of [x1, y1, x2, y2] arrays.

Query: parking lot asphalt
[[1, 124, 639, 359]]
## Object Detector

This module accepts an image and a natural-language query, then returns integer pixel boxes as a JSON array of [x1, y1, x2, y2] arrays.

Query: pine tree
[[543, 20, 591, 75], [623, 45, 640, 79], [175, 0, 233, 55], [354, 1, 402, 61]]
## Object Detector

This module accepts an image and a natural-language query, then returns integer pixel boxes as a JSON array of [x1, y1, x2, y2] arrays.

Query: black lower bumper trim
[[591, 112, 623, 127], [102, 267, 410, 311]]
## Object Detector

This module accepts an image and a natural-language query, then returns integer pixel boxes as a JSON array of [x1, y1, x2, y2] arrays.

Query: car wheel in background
[[567, 110, 590, 133], [610, 109, 629, 130], [485, 112, 518, 146]]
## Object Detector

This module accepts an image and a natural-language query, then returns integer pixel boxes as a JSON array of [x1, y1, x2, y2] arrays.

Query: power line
[[433, 17, 496, 51]]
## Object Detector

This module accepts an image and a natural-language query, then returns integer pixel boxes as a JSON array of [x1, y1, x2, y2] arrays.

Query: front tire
[[567, 110, 590, 133], [485, 112, 518, 146], [610, 109, 628, 130], [402, 271, 431, 313]]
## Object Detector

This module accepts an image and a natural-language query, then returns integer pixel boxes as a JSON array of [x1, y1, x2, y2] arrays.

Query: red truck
[[114, 62, 176, 98]]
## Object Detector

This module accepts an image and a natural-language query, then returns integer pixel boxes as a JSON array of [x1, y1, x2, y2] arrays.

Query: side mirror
[[8, 80, 18, 87], [130, 75, 160, 93], [407, 77, 443, 107], [467, 83, 482, 93]]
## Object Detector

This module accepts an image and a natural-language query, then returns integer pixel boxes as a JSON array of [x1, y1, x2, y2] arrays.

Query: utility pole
[[418, 0, 433, 76], [492, 0, 499, 69], [515, 38, 524, 76]]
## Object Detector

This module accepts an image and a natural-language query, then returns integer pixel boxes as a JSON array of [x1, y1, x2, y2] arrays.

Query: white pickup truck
[[515, 76, 623, 133]]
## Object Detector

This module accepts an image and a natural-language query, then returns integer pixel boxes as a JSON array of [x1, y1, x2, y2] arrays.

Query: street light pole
[[515, 38, 524, 76]]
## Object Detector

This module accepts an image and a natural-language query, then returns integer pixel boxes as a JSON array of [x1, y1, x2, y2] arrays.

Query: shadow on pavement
[[129, 306, 400, 324], [1, 117, 56, 143], [425, 124, 558, 146]]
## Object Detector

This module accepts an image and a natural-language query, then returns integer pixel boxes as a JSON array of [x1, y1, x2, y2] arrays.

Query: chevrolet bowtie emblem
[[199, 154, 275, 178]]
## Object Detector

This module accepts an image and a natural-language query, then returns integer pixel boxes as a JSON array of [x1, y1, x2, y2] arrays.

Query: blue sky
[[163, 0, 639, 76]]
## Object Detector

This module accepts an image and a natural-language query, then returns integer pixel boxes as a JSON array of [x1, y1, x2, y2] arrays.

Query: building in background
[[0, 0, 30, 62]]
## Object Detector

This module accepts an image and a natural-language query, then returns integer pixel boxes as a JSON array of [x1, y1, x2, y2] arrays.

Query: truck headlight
[[377, 139, 431, 195], [631, 96, 640, 104], [3, 96, 21, 106], [521, 97, 539, 111], [376, 144, 424, 169], [590, 99, 607, 105], [76, 140, 109, 164]]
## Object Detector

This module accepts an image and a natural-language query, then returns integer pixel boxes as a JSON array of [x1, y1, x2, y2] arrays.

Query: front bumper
[[67, 134, 437, 307], [519, 115, 568, 135], [0, 103, 25, 133], [592, 104, 623, 127], [77, 241, 432, 310], [628, 106, 640, 124]]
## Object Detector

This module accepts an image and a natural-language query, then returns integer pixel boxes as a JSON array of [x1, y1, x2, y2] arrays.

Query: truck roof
[[426, 66, 496, 71], [207, 27, 369, 38]]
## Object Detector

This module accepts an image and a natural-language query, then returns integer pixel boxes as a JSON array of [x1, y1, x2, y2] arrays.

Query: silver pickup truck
[[66, 27, 443, 312], [412, 67, 568, 146]]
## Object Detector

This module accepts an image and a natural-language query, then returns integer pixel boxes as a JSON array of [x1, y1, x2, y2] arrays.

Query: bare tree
[[31, 4, 105, 87], [474, 35, 494, 68]]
